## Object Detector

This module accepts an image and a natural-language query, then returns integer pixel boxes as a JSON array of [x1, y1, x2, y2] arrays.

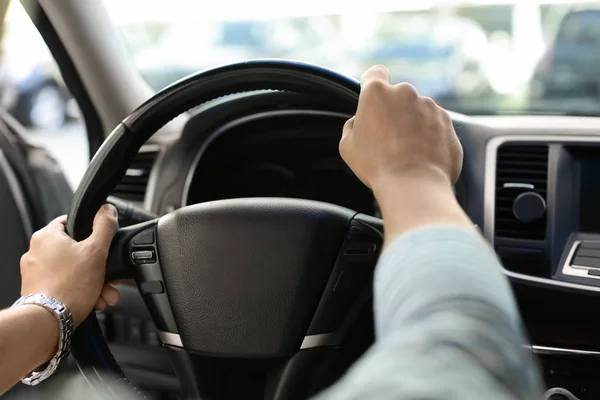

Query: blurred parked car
[[0, 61, 69, 131], [360, 14, 491, 101], [0, 11, 70, 130], [530, 9, 600, 113]]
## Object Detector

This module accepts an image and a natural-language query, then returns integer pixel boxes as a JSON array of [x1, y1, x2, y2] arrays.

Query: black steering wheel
[[66, 60, 386, 399]]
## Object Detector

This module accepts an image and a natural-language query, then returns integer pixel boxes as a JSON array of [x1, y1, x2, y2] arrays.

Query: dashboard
[[110, 91, 600, 399], [184, 110, 377, 216]]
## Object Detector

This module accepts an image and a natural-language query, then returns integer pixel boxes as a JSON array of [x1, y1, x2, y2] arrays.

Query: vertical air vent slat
[[495, 144, 548, 240], [111, 147, 159, 203]]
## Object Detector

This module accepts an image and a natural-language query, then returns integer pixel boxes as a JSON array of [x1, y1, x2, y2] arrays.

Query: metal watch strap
[[11, 294, 73, 385]]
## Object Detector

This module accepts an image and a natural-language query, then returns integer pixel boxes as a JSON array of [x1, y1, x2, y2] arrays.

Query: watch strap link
[[12, 294, 74, 385]]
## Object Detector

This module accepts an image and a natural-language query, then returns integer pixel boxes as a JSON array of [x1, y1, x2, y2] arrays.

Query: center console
[[484, 137, 600, 400], [556, 147, 600, 285], [487, 141, 600, 285]]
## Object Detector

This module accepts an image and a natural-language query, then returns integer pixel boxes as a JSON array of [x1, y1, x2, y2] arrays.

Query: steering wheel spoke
[[301, 213, 383, 348]]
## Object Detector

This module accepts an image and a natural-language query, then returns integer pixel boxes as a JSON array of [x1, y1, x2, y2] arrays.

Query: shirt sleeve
[[312, 225, 544, 400]]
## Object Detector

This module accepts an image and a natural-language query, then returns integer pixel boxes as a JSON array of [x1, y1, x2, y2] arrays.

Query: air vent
[[495, 144, 548, 240], [111, 146, 159, 204]]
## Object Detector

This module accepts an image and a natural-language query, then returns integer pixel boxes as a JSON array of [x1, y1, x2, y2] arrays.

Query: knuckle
[[421, 96, 437, 107], [20, 253, 30, 267], [361, 79, 388, 94], [442, 109, 453, 124], [339, 136, 348, 159], [30, 230, 44, 245], [342, 119, 354, 135], [395, 83, 418, 99], [343, 117, 353, 129], [370, 64, 388, 73]]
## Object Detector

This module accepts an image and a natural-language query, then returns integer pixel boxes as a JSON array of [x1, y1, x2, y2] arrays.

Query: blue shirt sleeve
[[313, 225, 544, 400]]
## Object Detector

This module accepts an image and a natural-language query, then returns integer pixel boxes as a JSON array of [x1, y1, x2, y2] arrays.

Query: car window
[[0, 1, 88, 189], [104, 0, 600, 117]]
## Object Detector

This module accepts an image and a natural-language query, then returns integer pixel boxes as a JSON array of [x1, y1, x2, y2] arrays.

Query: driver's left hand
[[19, 205, 120, 327]]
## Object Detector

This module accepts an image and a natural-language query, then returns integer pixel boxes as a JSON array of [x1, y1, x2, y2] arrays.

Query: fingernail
[[103, 203, 118, 217]]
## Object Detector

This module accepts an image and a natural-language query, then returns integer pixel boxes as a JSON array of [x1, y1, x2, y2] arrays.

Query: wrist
[[20, 305, 60, 364], [372, 165, 453, 204], [372, 166, 472, 245]]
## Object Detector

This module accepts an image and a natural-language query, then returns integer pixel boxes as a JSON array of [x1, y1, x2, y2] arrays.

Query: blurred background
[[2, 0, 600, 189]]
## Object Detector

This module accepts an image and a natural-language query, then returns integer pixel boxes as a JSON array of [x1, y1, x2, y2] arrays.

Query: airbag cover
[[157, 198, 354, 357]]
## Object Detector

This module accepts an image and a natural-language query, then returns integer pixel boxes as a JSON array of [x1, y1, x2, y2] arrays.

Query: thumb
[[87, 204, 119, 249]]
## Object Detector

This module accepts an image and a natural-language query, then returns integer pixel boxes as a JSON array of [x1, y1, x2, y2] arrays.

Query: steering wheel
[[66, 60, 385, 399]]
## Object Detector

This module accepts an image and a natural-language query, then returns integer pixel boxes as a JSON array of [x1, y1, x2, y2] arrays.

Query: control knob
[[513, 191, 546, 223]]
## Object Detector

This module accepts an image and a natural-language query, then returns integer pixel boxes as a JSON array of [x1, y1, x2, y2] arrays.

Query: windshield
[[103, 0, 600, 116]]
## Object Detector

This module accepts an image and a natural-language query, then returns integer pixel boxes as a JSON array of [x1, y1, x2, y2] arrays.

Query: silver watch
[[12, 294, 74, 385]]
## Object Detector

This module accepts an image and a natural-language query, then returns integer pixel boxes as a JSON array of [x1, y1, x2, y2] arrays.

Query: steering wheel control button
[[343, 243, 377, 262], [131, 250, 156, 264], [132, 229, 155, 245], [140, 280, 165, 294], [347, 226, 372, 241]]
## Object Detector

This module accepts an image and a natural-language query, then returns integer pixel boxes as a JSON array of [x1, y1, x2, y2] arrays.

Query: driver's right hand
[[339, 65, 463, 195]]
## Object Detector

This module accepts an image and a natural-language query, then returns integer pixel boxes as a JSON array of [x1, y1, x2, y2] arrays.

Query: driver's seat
[[0, 109, 74, 398], [0, 109, 73, 308]]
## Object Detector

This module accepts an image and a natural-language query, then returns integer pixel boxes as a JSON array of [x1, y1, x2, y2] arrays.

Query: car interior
[[3, 1, 600, 400]]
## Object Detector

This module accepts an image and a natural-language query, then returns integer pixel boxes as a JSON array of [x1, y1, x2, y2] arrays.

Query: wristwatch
[[11, 294, 74, 385]]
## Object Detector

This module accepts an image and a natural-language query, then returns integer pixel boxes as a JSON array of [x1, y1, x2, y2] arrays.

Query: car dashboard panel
[[184, 111, 377, 216]]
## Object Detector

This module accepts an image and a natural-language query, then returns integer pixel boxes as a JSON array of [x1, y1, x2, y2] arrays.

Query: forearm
[[315, 227, 543, 399], [318, 171, 543, 398], [0, 305, 59, 395]]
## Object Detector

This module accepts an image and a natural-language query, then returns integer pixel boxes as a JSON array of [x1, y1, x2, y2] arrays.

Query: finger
[[87, 204, 119, 247], [100, 283, 120, 307], [360, 65, 391, 87], [95, 297, 107, 312], [45, 215, 68, 231]]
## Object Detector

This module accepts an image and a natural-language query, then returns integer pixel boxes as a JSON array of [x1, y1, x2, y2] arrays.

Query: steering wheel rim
[[66, 60, 384, 399]]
